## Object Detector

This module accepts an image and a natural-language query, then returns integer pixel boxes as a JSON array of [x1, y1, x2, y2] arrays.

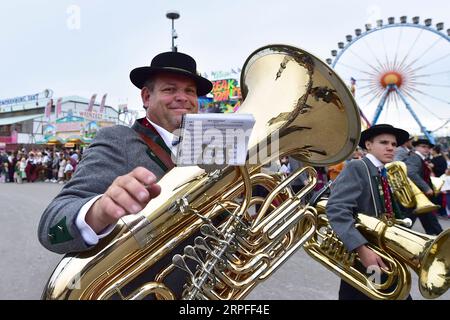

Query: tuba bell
[[42, 45, 361, 300], [304, 199, 450, 300], [386, 161, 440, 215]]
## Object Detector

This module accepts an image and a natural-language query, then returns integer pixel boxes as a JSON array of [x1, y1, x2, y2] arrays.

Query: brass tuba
[[304, 199, 450, 300], [42, 45, 361, 300], [386, 161, 440, 214]]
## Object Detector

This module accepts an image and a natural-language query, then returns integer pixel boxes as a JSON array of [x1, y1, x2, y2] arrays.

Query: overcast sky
[[1, 0, 449, 134]]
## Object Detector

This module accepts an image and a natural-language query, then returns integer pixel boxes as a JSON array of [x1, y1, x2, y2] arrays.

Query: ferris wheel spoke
[[404, 69, 417, 82], [379, 30, 392, 70], [403, 38, 444, 71], [393, 94, 403, 127], [335, 61, 378, 77], [393, 27, 404, 69], [358, 83, 384, 95], [361, 38, 389, 72], [357, 82, 381, 91], [407, 87, 450, 106], [347, 48, 383, 74], [393, 92, 400, 112], [359, 89, 383, 101], [401, 90, 435, 118], [432, 120, 450, 133], [359, 87, 385, 102], [401, 88, 446, 120], [409, 52, 450, 73], [397, 29, 425, 72], [381, 94, 395, 123], [358, 89, 383, 100], [356, 78, 377, 82], [360, 83, 381, 92], [408, 81, 450, 89], [412, 70, 450, 79]]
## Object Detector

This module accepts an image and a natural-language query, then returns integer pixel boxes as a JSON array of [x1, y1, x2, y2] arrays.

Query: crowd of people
[[0, 148, 82, 184]]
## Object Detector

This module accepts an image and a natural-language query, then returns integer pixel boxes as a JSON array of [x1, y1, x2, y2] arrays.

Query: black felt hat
[[130, 51, 212, 96], [412, 137, 435, 148], [358, 124, 410, 149]]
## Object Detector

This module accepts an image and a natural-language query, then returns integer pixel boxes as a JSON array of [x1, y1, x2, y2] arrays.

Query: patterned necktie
[[380, 167, 393, 218]]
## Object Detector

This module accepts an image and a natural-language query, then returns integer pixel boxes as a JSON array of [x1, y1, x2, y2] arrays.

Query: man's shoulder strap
[[132, 118, 175, 172], [136, 131, 175, 173]]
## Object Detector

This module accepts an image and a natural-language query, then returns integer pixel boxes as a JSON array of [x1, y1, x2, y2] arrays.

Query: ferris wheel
[[326, 16, 450, 143]]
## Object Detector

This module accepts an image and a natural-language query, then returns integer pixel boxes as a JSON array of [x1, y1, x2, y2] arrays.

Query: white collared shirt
[[415, 150, 426, 161], [365, 153, 384, 171], [146, 117, 177, 156]]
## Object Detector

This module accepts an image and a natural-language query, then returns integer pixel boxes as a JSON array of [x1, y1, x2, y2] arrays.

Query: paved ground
[[0, 182, 448, 300]]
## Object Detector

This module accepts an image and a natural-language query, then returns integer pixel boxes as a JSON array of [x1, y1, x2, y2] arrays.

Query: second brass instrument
[[304, 198, 450, 300], [386, 161, 440, 214]]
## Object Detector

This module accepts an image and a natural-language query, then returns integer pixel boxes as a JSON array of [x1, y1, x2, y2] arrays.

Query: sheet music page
[[175, 113, 255, 166]]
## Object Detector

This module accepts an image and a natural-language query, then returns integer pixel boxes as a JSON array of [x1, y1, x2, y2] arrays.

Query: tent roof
[[0, 114, 43, 125]]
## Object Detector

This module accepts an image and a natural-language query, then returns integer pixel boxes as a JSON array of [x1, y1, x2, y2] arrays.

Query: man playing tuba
[[326, 124, 412, 300]]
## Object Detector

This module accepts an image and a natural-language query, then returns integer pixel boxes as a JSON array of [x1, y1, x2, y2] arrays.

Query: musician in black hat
[[39, 51, 213, 254], [404, 137, 443, 235], [430, 145, 448, 217], [394, 135, 414, 162], [326, 124, 412, 300]]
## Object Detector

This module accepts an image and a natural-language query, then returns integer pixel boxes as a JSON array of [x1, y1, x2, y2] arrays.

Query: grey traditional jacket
[[393, 146, 410, 162], [326, 157, 385, 252], [404, 152, 432, 193], [38, 120, 169, 254]]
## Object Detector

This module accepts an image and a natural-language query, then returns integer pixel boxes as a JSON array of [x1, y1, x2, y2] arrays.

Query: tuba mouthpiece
[[395, 218, 413, 228]]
